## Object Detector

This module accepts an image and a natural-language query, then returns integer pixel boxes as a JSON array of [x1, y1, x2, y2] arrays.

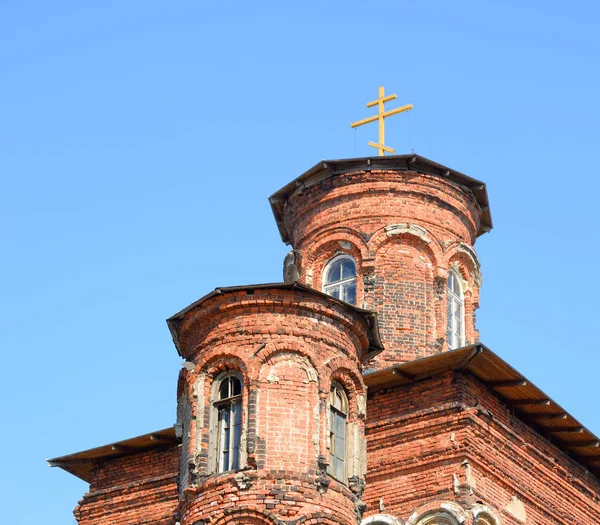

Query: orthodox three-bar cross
[[350, 86, 413, 156]]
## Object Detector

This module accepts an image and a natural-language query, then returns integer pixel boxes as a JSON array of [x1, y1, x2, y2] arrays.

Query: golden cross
[[350, 86, 413, 156]]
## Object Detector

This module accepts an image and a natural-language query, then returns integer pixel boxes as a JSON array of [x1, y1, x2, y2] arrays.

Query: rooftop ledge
[[364, 343, 600, 480], [269, 154, 493, 244], [166, 281, 384, 360]]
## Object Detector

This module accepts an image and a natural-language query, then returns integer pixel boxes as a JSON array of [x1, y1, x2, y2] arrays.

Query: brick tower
[[270, 155, 492, 367], [166, 283, 383, 525], [50, 153, 600, 525]]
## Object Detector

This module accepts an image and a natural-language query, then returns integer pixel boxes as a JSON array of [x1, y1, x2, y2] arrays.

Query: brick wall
[[364, 371, 600, 524], [75, 446, 179, 525]]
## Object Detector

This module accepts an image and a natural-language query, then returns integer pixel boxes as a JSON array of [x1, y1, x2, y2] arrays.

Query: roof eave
[[167, 282, 383, 360], [47, 427, 179, 483], [363, 344, 600, 479], [268, 154, 493, 243]]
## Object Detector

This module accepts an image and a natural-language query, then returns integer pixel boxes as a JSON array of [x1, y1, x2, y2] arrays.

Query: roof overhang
[[167, 282, 384, 360], [47, 427, 178, 482], [364, 344, 600, 479], [269, 154, 492, 244]]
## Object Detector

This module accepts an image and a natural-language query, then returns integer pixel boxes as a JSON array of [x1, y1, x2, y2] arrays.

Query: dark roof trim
[[47, 427, 178, 482], [269, 154, 493, 244], [364, 344, 600, 479], [167, 281, 384, 359]]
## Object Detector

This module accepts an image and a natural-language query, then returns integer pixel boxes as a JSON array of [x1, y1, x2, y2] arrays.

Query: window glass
[[219, 378, 230, 400], [323, 255, 357, 306], [327, 261, 342, 283], [214, 373, 243, 472], [447, 270, 465, 349], [344, 282, 356, 304], [231, 376, 242, 396], [341, 259, 356, 279], [327, 383, 349, 482]]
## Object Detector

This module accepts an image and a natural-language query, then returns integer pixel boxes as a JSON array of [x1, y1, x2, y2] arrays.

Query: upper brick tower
[[270, 155, 492, 368]]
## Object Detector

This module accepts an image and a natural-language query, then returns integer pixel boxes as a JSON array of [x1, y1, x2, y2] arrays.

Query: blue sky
[[1, 2, 599, 523]]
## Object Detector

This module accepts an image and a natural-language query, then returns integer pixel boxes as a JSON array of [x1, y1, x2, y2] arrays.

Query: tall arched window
[[212, 373, 243, 473], [323, 255, 357, 305], [447, 270, 465, 349], [328, 382, 349, 482]]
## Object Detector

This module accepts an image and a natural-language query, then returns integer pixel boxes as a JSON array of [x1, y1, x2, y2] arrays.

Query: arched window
[[323, 255, 357, 305], [416, 512, 460, 525], [328, 382, 349, 481], [407, 502, 467, 525], [473, 517, 496, 525], [446, 270, 465, 349], [212, 373, 243, 473], [361, 514, 404, 525], [471, 505, 501, 525]]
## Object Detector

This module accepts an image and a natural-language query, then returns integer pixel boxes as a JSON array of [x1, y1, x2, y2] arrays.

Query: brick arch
[[406, 501, 468, 525], [216, 506, 281, 524], [470, 505, 501, 525], [444, 241, 482, 289], [330, 367, 365, 417], [294, 511, 355, 525], [361, 514, 404, 525], [299, 225, 369, 267], [323, 356, 365, 396], [257, 351, 320, 472], [319, 356, 364, 418], [200, 353, 250, 384], [257, 344, 319, 382], [368, 223, 443, 271]]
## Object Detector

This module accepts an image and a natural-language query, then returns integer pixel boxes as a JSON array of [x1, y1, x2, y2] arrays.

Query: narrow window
[[323, 255, 357, 305], [447, 270, 465, 349], [328, 383, 349, 482], [213, 374, 242, 473]]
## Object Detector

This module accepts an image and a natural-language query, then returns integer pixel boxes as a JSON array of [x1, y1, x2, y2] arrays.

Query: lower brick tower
[[167, 283, 382, 525]]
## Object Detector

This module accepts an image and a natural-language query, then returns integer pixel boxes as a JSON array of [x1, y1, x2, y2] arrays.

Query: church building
[[49, 92, 600, 525]]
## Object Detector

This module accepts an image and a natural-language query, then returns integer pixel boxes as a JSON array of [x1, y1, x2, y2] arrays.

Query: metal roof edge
[[363, 343, 600, 479], [47, 427, 178, 482], [268, 154, 493, 243], [166, 282, 384, 359]]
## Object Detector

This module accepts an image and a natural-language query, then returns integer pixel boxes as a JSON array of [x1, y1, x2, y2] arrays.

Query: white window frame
[[323, 254, 357, 305], [447, 269, 465, 350], [211, 372, 243, 474]]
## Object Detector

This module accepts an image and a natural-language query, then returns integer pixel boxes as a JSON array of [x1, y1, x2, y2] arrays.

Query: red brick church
[[50, 154, 600, 524]]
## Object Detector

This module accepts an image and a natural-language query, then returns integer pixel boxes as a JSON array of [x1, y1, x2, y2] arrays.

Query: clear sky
[[1, 2, 599, 523]]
